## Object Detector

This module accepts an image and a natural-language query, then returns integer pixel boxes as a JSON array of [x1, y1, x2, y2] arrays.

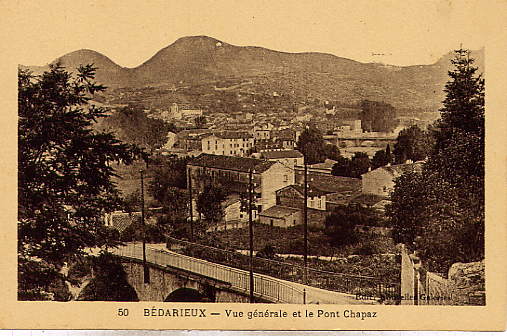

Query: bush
[[78, 253, 139, 302], [256, 245, 276, 259], [324, 213, 357, 247]]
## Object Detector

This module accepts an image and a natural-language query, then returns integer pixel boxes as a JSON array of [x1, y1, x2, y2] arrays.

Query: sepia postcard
[[0, 0, 506, 331]]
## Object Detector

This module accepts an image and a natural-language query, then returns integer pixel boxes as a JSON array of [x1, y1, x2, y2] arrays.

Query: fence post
[[303, 288, 306, 304]]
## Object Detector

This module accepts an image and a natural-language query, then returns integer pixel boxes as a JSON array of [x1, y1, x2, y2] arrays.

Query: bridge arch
[[164, 287, 215, 302]]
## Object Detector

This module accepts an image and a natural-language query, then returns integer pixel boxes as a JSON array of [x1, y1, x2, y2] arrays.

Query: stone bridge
[[119, 257, 252, 302], [323, 134, 397, 148], [112, 244, 366, 304]]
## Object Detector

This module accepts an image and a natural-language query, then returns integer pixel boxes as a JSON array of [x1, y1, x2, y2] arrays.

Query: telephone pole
[[248, 168, 254, 303], [140, 169, 150, 283], [303, 162, 308, 285], [187, 167, 194, 242]]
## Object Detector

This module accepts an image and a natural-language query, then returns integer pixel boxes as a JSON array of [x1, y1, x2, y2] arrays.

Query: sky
[[5, 0, 497, 67]]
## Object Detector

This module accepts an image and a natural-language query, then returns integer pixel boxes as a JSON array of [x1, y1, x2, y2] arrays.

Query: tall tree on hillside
[[296, 126, 340, 164], [360, 100, 397, 132], [296, 126, 326, 164], [103, 105, 172, 153], [387, 49, 484, 272], [393, 125, 434, 164], [18, 65, 141, 300]]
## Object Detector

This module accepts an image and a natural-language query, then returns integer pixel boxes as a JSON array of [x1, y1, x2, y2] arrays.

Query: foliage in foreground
[[387, 49, 484, 272], [78, 253, 139, 301], [18, 64, 141, 299]]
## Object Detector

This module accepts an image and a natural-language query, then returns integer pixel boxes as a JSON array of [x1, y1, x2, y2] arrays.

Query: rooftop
[[188, 153, 275, 173], [259, 205, 301, 219], [296, 173, 362, 194], [215, 131, 253, 139], [349, 193, 387, 206], [260, 149, 304, 159], [364, 162, 424, 177]]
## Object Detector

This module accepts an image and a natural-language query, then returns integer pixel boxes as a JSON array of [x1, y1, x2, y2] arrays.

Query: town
[[18, 40, 485, 306]]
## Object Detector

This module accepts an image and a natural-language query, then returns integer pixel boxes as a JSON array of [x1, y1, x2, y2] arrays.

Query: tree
[[196, 184, 227, 229], [360, 100, 396, 132], [101, 104, 172, 153], [385, 171, 426, 246], [331, 156, 352, 177], [296, 126, 326, 164], [148, 155, 190, 197], [371, 149, 389, 169], [331, 152, 370, 178], [349, 152, 371, 178], [154, 187, 189, 238], [387, 49, 484, 272], [418, 48, 485, 271], [323, 143, 341, 161], [372, 144, 393, 169], [324, 206, 359, 247], [18, 65, 141, 299], [393, 125, 434, 164]]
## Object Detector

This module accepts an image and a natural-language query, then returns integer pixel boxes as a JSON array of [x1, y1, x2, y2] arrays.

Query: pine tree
[[388, 49, 485, 272]]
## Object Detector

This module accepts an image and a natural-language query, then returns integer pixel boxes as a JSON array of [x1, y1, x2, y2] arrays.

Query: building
[[259, 149, 304, 168], [361, 161, 423, 197], [258, 205, 302, 227], [272, 184, 333, 228], [187, 154, 295, 216], [253, 123, 274, 141], [170, 103, 203, 119], [294, 159, 337, 177], [175, 129, 213, 151], [201, 131, 254, 157]]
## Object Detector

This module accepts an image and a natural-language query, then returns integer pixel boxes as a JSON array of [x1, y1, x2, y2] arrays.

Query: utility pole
[[248, 168, 254, 303], [140, 169, 150, 283], [187, 167, 194, 242], [303, 162, 308, 285]]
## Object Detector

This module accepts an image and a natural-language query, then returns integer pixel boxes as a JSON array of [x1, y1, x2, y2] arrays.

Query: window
[[270, 219, 274, 227], [283, 175, 288, 182]]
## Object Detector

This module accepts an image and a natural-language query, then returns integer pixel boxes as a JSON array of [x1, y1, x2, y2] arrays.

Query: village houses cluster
[[145, 102, 424, 231]]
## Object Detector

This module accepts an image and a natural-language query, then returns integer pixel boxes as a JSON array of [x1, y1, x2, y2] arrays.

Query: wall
[[447, 260, 485, 306], [260, 163, 294, 211], [361, 169, 394, 196], [400, 245, 485, 306], [258, 215, 286, 227], [307, 209, 327, 229]]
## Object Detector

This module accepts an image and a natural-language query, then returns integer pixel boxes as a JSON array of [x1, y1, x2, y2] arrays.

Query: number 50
[[118, 308, 129, 316]]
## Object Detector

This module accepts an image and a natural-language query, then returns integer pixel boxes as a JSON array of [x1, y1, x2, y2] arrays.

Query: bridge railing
[[166, 236, 399, 300], [112, 244, 305, 304]]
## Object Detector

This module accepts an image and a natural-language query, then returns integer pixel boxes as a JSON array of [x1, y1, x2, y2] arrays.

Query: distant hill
[[20, 35, 484, 110]]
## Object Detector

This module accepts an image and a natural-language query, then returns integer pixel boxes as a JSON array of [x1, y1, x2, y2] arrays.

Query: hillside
[[20, 36, 484, 110]]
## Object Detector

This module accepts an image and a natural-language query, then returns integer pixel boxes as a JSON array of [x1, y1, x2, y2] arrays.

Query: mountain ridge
[[19, 36, 484, 109]]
